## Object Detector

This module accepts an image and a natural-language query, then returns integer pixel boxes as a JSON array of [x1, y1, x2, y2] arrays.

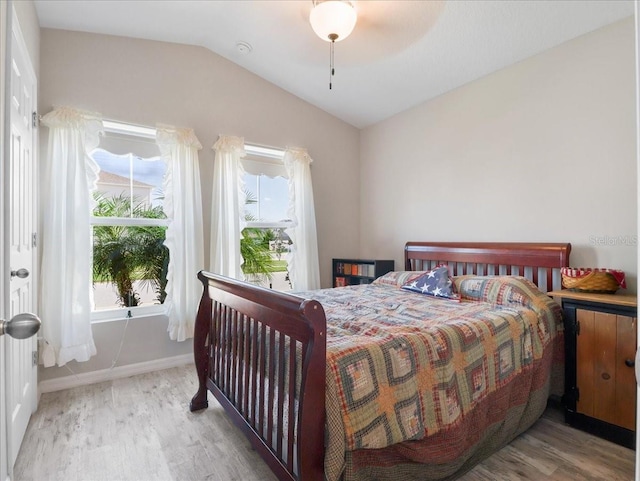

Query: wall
[[38, 29, 360, 383], [360, 17, 638, 293], [36, 14, 638, 383]]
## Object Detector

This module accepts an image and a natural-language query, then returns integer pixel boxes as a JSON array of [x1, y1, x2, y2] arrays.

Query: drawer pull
[[602, 372, 611, 380], [624, 358, 635, 368]]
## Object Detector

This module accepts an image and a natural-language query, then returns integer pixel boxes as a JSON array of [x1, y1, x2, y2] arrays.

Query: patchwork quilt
[[298, 275, 563, 481]]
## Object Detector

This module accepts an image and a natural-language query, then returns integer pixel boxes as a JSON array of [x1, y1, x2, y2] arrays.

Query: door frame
[[1, 1, 12, 479], [635, 3, 640, 479]]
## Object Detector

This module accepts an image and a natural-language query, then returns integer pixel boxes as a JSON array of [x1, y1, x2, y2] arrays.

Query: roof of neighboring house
[[97, 171, 154, 189]]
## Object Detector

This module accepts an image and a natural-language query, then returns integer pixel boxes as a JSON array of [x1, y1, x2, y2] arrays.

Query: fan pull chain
[[329, 33, 338, 90], [330, 39, 335, 89]]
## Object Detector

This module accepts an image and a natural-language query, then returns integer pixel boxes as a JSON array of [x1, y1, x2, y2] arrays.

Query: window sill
[[91, 305, 167, 324]]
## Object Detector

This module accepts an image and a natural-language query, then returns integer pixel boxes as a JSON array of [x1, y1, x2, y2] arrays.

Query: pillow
[[401, 265, 459, 300], [454, 275, 562, 329], [372, 270, 427, 287], [455, 275, 543, 306]]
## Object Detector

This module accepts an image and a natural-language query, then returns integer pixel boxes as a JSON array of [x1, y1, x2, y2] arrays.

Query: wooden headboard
[[404, 242, 571, 292]]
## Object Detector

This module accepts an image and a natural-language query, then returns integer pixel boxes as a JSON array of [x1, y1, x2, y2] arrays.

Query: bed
[[190, 241, 571, 481]]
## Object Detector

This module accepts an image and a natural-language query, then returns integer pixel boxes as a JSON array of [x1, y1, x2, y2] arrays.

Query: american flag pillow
[[401, 265, 459, 300]]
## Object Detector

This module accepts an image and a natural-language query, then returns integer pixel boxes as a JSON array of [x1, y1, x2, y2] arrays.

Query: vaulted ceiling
[[34, 0, 635, 128]]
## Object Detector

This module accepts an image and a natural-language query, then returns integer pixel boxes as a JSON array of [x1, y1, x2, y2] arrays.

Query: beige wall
[[39, 28, 361, 280], [38, 28, 360, 381], [360, 17, 638, 293], [36, 16, 639, 382]]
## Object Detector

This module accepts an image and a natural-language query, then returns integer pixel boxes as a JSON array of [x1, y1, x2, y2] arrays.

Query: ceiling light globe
[[310, 1, 357, 42]]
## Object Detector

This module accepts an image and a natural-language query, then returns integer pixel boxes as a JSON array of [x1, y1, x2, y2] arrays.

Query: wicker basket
[[561, 267, 624, 294]]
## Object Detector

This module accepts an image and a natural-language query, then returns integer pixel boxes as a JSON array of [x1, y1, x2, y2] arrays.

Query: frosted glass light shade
[[309, 1, 357, 42]]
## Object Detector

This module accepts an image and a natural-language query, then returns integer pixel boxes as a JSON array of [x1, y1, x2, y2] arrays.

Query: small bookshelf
[[332, 258, 394, 287]]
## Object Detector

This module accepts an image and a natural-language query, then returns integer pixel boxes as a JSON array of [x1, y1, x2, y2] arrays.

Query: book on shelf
[[335, 277, 346, 287], [351, 264, 359, 275]]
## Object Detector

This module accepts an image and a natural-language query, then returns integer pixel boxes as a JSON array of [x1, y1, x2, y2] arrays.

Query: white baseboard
[[38, 354, 194, 394]]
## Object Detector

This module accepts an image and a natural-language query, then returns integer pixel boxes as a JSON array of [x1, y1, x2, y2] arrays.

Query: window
[[91, 122, 168, 319], [242, 144, 292, 291]]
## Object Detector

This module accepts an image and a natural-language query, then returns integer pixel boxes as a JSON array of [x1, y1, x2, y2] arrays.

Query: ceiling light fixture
[[309, 0, 357, 89]]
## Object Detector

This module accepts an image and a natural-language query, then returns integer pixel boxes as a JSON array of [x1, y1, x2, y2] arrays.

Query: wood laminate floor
[[14, 364, 635, 481]]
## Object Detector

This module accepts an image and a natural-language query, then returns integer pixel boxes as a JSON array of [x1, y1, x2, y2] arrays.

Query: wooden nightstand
[[549, 290, 637, 448]]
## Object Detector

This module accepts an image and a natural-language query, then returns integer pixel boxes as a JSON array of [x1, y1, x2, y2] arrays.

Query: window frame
[[242, 144, 293, 291], [90, 121, 168, 322], [243, 144, 291, 229]]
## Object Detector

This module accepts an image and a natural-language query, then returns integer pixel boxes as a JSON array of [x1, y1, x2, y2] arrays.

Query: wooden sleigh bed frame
[[190, 242, 571, 481]]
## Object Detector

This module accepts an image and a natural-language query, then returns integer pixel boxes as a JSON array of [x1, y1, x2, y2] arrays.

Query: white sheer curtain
[[39, 107, 102, 367], [157, 125, 204, 341], [210, 135, 246, 279], [284, 147, 321, 291]]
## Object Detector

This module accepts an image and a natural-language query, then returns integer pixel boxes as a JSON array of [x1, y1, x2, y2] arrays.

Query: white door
[[0, 3, 8, 480], [4, 7, 38, 476]]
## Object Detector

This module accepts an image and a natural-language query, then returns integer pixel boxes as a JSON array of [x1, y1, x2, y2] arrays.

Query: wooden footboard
[[190, 271, 326, 481]]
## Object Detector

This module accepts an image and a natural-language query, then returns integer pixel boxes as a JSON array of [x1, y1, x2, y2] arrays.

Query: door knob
[[0, 312, 41, 339], [10, 268, 29, 279]]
